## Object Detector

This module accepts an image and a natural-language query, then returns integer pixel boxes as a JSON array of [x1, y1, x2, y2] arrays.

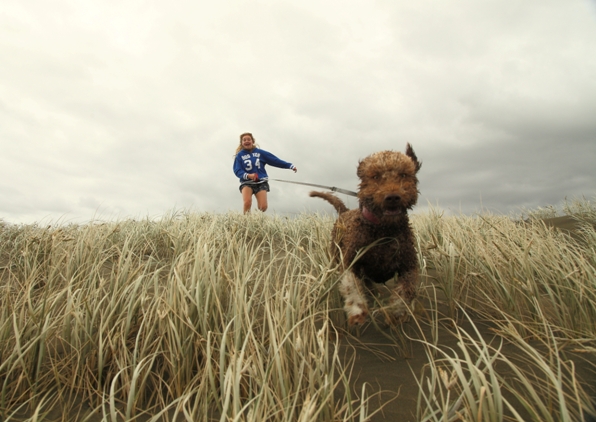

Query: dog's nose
[[384, 194, 401, 206]]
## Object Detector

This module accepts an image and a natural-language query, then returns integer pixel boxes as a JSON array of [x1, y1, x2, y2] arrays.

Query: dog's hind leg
[[339, 271, 369, 325]]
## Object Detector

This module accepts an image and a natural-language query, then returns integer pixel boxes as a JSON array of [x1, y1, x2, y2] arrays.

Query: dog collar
[[362, 207, 381, 224]]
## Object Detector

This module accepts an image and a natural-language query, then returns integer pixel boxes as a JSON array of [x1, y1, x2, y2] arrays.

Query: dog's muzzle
[[383, 194, 403, 214]]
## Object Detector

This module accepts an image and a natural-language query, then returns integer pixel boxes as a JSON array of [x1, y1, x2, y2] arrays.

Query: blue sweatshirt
[[233, 148, 295, 184]]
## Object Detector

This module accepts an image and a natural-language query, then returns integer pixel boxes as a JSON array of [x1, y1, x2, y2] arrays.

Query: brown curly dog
[[310, 144, 421, 326]]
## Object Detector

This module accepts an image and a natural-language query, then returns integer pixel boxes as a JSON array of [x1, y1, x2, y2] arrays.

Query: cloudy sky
[[2, 0, 596, 224]]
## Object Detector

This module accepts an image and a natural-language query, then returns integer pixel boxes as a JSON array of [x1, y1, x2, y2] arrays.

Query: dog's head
[[356, 144, 421, 217]]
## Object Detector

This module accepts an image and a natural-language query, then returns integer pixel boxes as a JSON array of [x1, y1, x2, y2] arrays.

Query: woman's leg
[[241, 187, 253, 213], [255, 190, 268, 212]]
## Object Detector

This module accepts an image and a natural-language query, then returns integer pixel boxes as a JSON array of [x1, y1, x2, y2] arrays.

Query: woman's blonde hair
[[234, 132, 258, 155]]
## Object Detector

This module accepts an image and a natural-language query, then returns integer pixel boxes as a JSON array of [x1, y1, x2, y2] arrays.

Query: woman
[[233, 132, 297, 213]]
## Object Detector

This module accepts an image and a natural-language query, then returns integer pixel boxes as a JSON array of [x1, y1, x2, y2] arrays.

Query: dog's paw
[[381, 296, 412, 325], [385, 311, 410, 325], [372, 308, 409, 326], [347, 310, 369, 326]]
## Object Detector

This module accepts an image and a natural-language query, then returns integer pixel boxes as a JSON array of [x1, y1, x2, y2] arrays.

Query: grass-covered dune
[[1, 199, 595, 421]]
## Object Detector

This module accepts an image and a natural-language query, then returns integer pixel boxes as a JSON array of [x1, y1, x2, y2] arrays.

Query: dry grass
[[0, 197, 595, 421], [412, 197, 596, 421]]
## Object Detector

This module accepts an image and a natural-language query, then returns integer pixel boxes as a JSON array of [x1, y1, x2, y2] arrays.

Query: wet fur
[[310, 144, 421, 326]]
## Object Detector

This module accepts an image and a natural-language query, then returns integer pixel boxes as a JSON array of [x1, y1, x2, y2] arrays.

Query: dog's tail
[[309, 191, 349, 214]]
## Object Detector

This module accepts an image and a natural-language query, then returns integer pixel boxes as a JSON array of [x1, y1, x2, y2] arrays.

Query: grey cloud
[[1, 0, 595, 223]]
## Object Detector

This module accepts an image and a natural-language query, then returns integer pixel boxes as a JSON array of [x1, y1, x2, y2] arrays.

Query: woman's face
[[241, 135, 254, 150]]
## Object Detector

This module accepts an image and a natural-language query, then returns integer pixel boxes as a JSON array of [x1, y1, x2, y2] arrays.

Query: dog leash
[[270, 178, 382, 223], [269, 178, 358, 197]]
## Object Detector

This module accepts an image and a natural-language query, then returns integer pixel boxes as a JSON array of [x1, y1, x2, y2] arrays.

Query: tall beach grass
[[0, 197, 595, 421]]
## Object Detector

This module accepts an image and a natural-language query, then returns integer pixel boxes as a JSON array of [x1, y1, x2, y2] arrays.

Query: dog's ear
[[356, 159, 366, 179], [405, 143, 422, 173]]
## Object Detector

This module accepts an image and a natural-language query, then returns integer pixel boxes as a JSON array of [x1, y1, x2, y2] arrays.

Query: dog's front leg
[[339, 270, 369, 325], [386, 269, 418, 324]]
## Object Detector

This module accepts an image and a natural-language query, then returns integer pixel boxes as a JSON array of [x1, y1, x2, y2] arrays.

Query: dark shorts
[[239, 181, 270, 195]]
